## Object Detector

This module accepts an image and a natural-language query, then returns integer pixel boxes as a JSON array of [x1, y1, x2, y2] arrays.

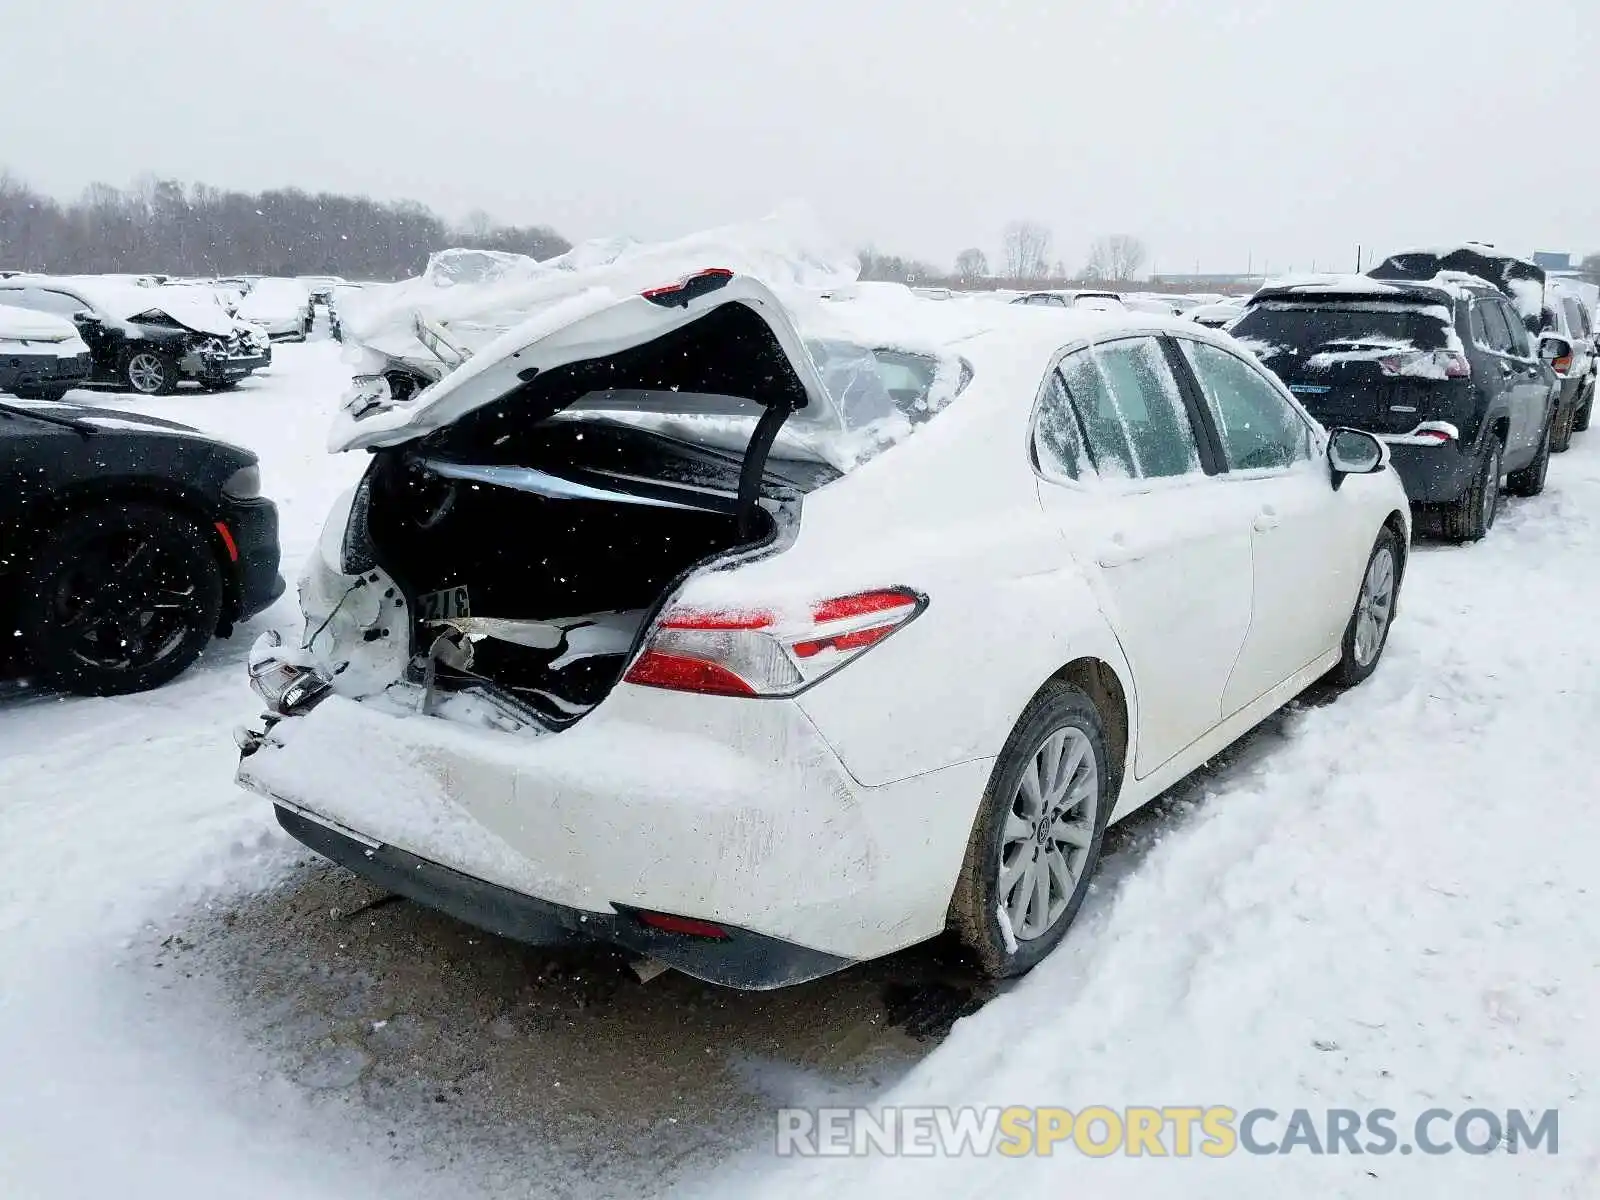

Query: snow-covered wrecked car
[[0, 276, 270, 395], [235, 230, 1411, 990], [0, 305, 93, 400]]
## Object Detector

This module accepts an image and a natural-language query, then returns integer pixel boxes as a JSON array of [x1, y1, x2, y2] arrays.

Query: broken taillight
[[640, 267, 735, 308], [623, 587, 925, 698]]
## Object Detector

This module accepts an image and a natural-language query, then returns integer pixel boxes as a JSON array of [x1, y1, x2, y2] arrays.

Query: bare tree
[[1001, 220, 1053, 280], [0, 169, 570, 279], [1083, 234, 1149, 282], [857, 246, 937, 284], [953, 247, 989, 281]]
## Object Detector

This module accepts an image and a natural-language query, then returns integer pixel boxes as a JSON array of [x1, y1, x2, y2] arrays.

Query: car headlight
[[222, 464, 261, 500]]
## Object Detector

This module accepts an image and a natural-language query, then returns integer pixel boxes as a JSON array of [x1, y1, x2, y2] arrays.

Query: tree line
[[0, 171, 571, 280], [860, 222, 1152, 289]]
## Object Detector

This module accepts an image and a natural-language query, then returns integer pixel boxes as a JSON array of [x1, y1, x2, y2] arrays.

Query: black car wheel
[[949, 682, 1113, 979], [1574, 380, 1594, 433], [18, 503, 224, 695], [1439, 437, 1500, 544], [124, 350, 179, 396], [9, 384, 72, 401], [1506, 412, 1552, 497]]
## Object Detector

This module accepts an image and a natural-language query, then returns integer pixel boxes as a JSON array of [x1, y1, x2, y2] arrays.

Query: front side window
[[1059, 337, 1202, 480], [1563, 298, 1590, 339], [1181, 339, 1314, 470]]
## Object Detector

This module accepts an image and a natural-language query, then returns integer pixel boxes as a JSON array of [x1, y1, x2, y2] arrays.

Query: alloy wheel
[[50, 530, 203, 673], [1352, 547, 1396, 667], [127, 353, 167, 394], [997, 726, 1099, 940]]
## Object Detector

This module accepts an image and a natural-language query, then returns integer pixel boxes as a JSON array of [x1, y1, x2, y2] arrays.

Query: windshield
[[1231, 301, 1453, 364]]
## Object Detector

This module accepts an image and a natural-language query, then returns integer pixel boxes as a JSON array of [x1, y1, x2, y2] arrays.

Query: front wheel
[[1439, 438, 1500, 544], [124, 350, 179, 396], [1328, 528, 1401, 689], [17, 503, 224, 695], [1551, 399, 1576, 453], [949, 683, 1113, 979]]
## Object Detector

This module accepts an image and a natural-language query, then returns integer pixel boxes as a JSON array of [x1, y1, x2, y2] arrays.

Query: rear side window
[[1477, 301, 1516, 354], [1031, 371, 1086, 482], [1498, 301, 1530, 356], [1059, 337, 1201, 480]]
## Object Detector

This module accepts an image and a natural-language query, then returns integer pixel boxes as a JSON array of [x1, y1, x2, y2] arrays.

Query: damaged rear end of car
[[235, 270, 966, 988]]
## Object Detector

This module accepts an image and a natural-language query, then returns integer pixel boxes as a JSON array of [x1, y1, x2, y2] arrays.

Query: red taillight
[[623, 587, 925, 698], [1378, 349, 1470, 380], [1553, 354, 1574, 377], [637, 911, 730, 939], [214, 521, 239, 563], [1416, 429, 1453, 444]]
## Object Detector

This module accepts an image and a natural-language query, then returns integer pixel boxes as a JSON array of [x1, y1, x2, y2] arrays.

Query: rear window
[[1231, 301, 1453, 366]]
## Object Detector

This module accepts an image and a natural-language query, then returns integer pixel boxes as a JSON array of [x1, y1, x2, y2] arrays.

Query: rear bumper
[[223, 496, 285, 620], [273, 803, 853, 989], [0, 350, 92, 389], [186, 352, 271, 382], [1378, 437, 1477, 505], [234, 685, 992, 980]]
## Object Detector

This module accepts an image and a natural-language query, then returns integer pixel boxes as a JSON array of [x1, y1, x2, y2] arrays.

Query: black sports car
[[0, 277, 271, 396], [0, 399, 284, 694]]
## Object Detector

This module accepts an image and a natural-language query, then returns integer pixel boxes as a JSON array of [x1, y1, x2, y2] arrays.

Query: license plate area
[[417, 586, 471, 622]]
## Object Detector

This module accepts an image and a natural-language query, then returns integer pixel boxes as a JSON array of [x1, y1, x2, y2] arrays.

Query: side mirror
[[1328, 427, 1386, 490], [72, 310, 101, 325], [1539, 334, 1573, 363]]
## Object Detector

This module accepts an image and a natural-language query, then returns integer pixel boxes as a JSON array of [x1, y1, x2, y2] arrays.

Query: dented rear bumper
[[235, 684, 990, 983]]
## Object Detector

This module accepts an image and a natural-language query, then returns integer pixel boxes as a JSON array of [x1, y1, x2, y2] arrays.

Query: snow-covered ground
[[2, 333, 1597, 1198]]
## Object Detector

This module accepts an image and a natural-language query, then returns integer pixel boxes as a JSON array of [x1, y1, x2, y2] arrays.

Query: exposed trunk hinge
[[737, 401, 797, 537]]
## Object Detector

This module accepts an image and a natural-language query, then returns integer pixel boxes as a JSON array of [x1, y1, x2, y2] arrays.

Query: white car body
[[235, 272, 1409, 989], [0, 305, 89, 356], [236, 278, 313, 340]]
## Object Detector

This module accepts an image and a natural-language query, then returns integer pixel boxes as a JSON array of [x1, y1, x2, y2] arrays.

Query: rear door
[[1173, 335, 1361, 713], [1482, 298, 1545, 454], [1033, 335, 1254, 779]]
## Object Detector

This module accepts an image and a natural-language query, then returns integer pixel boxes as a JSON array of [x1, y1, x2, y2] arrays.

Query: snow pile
[[338, 203, 858, 366]]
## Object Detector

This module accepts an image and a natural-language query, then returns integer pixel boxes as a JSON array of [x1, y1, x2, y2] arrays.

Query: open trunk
[[348, 286, 842, 727]]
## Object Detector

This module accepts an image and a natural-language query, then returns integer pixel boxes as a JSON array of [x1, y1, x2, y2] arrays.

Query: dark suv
[[1229, 276, 1562, 541]]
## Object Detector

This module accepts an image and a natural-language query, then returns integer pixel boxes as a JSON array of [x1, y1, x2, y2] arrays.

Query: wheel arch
[[1037, 656, 1131, 797], [12, 479, 241, 633]]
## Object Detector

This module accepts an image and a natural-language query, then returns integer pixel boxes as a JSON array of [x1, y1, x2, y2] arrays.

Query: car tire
[[1506, 412, 1552, 497], [17, 503, 224, 696], [9, 384, 71, 401], [1439, 436, 1501, 544], [1551, 397, 1576, 453], [124, 350, 179, 396], [1574, 381, 1593, 433], [949, 682, 1114, 980], [1328, 527, 1402, 689]]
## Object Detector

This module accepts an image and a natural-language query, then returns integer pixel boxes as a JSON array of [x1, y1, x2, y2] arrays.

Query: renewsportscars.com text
[[775, 1105, 1559, 1158]]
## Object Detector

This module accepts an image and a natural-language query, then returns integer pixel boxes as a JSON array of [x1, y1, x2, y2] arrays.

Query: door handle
[[1096, 534, 1146, 568], [1254, 508, 1280, 532], [1499, 361, 1515, 377]]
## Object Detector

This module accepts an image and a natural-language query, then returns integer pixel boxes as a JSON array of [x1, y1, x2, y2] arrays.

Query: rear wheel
[[124, 350, 178, 396], [1552, 395, 1577, 453], [949, 683, 1113, 979], [1574, 380, 1594, 433], [9, 384, 71, 401], [1506, 412, 1552, 497], [1439, 437, 1500, 544], [17, 503, 224, 695], [1328, 527, 1401, 689]]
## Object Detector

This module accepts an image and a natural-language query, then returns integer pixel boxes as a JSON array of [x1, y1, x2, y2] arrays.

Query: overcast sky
[[3, 0, 1596, 275]]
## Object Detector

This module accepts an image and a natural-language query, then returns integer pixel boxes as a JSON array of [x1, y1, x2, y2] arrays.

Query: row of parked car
[[0, 273, 335, 398], [1007, 245, 1596, 542]]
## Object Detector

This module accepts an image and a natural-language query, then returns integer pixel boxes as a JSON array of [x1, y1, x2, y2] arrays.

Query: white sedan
[[236, 273, 1409, 989]]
